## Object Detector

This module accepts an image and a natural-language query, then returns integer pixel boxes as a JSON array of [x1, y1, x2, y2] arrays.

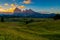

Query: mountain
[[14, 8, 21, 13], [23, 9, 35, 13], [0, 7, 56, 18], [13, 8, 56, 18]]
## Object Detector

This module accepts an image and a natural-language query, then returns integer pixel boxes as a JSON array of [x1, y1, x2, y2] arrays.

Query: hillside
[[0, 18, 60, 40]]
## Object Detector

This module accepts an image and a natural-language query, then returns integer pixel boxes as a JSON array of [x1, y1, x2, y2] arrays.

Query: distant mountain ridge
[[13, 7, 56, 18], [0, 7, 56, 18]]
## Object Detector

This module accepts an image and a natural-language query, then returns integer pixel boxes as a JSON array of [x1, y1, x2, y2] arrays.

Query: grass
[[0, 18, 60, 40]]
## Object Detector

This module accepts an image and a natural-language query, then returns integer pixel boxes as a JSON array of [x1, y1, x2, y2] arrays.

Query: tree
[[1, 17, 4, 22], [25, 19, 34, 24], [53, 14, 60, 20]]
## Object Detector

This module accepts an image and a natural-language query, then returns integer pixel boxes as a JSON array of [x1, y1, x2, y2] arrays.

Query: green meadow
[[0, 18, 60, 40]]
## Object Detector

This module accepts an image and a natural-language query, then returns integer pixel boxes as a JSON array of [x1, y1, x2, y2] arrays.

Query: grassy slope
[[0, 19, 60, 40]]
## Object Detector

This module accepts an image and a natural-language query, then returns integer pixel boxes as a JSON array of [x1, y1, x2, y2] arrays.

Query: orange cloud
[[0, 6, 5, 12], [0, 7, 16, 13], [0, 8, 6, 12], [11, 4, 16, 7], [7, 7, 16, 12], [23, 0, 31, 4], [18, 5, 26, 9]]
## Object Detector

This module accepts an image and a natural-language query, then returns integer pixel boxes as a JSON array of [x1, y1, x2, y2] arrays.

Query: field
[[0, 18, 60, 40]]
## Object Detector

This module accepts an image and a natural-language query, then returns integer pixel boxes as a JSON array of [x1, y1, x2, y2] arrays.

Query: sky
[[0, 0, 60, 13]]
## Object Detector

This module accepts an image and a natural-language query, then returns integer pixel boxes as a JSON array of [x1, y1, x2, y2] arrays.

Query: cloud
[[7, 7, 16, 12], [0, 8, 6, 12], [18, 5, 26, 9], [4, 3, 9, 6], [0, 4, 16, 13], [0, 6, 5, 12], [0, 6, 2, 9], [23, 0, 31, 4], [11, 4, 16, 7], [0, 6, 16, 13]]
